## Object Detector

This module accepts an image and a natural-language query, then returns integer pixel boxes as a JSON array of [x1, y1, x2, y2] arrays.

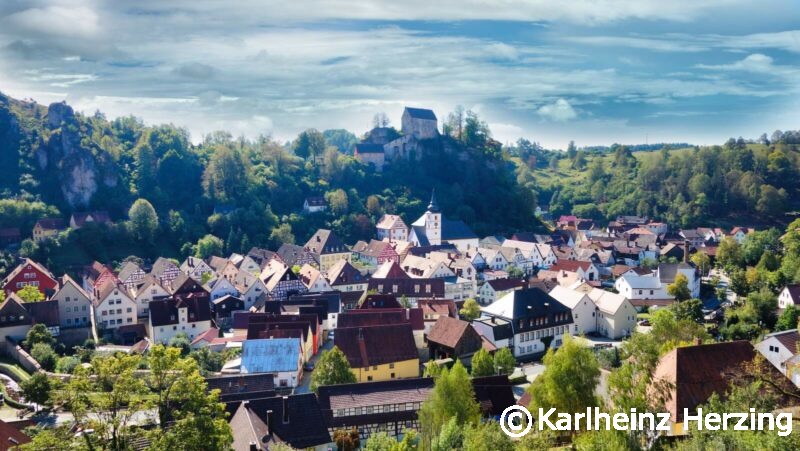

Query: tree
[[269, 223, 295, 246], [470, 348, 494, 377], [372, 112, 390, 128], [418, 360, 480, 447], [203, 146, 252, 203], [333, 428, 360, 451], [21, 372, 53, 406], [432, 417, 463, 451], [23, 323, 55, 349], [128, 198, 159, 242], [168, 332, 191, 355], [17, 285, 44, 302], [31, 343, 57, 371], [293, 128, 326, 160], [670, 298, 704, 324], [691, 251, 711, 276], [493, 348, 516, 375], [365, 431, 399, 451], [55, 353, 150, 449], [667, 273, 692, 302], [775, 305, 800, 332], [311, 346, 357, 392], [527, 335, 600, 416], [462, 421, 514, 451], [144, 345, 233, 450], [717, 237, 743, 269], [55, 356, 81, 374], [459, 298, 481, 321], [194, 234, 224, 259], [325, 189, 349, 216]]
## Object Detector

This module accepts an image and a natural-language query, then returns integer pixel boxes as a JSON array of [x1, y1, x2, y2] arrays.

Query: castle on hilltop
[[354, 107, 439, 170]]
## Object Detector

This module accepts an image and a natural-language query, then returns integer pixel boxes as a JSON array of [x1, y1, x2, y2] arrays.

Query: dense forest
[[515, 134, 800, 228], [0, 93, 538, 274]]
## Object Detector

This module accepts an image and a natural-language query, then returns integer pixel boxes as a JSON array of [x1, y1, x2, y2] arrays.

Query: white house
[[548, 286, 597, 336], [401, 255, 455, 279], [481, 287, 574, 359], [657, 263, 700, 298], [615, 273, 669, 301], [582, 286, 637, 339], [147, 295, 213, 344], [180, 256, 215, 282], [92, 279, 137, 331], [131, 274, 171, 318], [205, 276, 240, 301], [299, 264, 333, 292], [756, 329, 799, 380], [303, 196, 328, 214], [480, 248, 509, 271], [778, 285, 800, 312], [233, 270, 268, 311], [477, 278, 527, 305], [51, 275, 92, 329], [240, 338, 304, 388], [376, 214, 409, 242]]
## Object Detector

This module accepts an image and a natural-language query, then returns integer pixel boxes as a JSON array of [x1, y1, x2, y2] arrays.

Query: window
[[367, 376, 373, 381], [389, 363, 395, 369]]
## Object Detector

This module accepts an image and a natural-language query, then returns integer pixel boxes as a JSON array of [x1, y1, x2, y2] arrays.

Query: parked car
[[638, 319, 651, 326], [303, 362, 315, 372]]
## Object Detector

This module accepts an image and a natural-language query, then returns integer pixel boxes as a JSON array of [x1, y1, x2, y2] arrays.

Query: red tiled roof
[[652, 341, 755, 422]]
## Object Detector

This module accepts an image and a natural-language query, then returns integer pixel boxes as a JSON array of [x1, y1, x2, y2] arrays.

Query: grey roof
[[118, 261, 143, 281], [354, 143, 385, 154], [405, 107, 437, 120], [413, 218, 477, 243], [658, 262, 695, 284], [241, 338, 301, 373]]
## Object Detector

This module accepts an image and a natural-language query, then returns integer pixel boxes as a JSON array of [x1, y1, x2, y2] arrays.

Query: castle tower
[[424, 189, 442, 245]]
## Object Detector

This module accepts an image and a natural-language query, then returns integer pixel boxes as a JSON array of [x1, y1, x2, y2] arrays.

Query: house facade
[[92, 280, 138, 331], [1, 259, 58, 297], [480, 288, 574, 359], [376, 214, 409, 242], [50, 275, 92, 329]]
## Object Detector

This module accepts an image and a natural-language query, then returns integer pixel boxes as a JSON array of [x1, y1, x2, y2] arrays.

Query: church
[[408, 190, 479, 253]]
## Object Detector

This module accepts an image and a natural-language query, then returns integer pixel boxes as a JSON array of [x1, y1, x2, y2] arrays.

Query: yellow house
[[32, 218, 65, 243], [304, 229, 351, 272], [335, 324, 420, 383]]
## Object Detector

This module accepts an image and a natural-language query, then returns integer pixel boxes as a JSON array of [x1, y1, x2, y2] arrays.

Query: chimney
[[265, 408, 273, 429], [683, 240, 690, 263]]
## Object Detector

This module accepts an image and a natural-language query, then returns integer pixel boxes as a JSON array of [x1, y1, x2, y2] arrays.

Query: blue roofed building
[[240, 338, 303, 388]]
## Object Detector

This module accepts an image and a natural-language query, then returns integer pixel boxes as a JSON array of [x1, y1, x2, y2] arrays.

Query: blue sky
[[0, 1, 798, 149]]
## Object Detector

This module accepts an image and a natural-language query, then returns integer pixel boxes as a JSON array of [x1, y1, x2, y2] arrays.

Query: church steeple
[[427, 188, 440, 213]]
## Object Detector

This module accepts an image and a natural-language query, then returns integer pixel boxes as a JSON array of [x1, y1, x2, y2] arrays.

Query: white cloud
[[537, 99, 577, 121], [5, 5, 100, 38], [697, 53, 775, 72], [122, 0, 749, 25]]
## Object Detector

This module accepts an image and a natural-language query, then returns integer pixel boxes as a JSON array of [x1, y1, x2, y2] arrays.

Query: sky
[[0, 1, 798, 149]]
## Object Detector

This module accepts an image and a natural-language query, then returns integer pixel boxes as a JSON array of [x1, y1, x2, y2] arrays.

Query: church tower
[[424, 189, 442, 245]]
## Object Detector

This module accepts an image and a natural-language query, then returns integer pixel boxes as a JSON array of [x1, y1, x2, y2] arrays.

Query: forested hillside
[[510, 135, 800, 228], [0, 93, 538, 274]]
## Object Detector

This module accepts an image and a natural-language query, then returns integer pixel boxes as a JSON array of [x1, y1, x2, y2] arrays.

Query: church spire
[[427, 188, 440, 213]]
